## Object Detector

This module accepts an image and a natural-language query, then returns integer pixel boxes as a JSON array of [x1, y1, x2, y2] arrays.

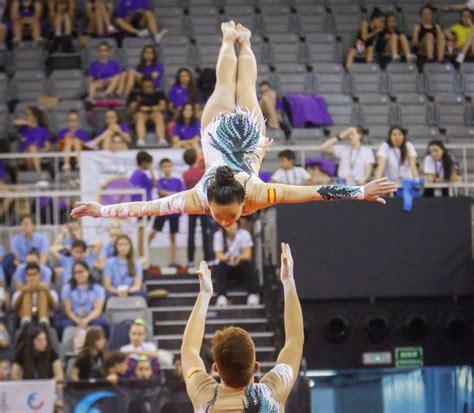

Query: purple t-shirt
[[115, 0, 151, 18], [19, 126, 49, 151], [57, 128, 90, 143], [172, 120, 200, 141], [158, 177, 184, 217], [168, 85, 200, 108], [86, 60, 122, 81], [138, 62, 164, 89], [129, 169, 153, 202]]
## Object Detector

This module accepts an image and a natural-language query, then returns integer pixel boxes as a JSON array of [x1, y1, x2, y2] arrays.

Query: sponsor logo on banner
[[27, 393, 45, 410], [0, 380, 55, 413], [74, 391, 116, 413]]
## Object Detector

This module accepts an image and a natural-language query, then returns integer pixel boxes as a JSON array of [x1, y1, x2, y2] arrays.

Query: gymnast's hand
[[363, 177, 398, 205], [197, 261, 213, 296], [71, 201, 102, 218], [280, 242, 294, 284]]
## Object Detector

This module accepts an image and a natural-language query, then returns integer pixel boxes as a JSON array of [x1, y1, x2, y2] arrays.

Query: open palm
[[197, 261, 213, 296], [280, 242, 294, 283]]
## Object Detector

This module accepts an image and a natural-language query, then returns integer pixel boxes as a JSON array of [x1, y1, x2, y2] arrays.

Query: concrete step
[[165, 346, 277, 362], [146, 278, 201, 293], [152, 304, 266, 321], [149, 291, 249, 307]]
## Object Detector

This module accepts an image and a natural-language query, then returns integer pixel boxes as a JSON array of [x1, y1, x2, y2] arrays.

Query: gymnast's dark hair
[[207, 166, 245, 205]]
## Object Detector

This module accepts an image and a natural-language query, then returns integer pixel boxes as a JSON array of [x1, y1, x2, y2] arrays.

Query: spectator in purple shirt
[[171, 103, 200, 150], [114, 0, 166, 44], [14, 106, 50, 173], [167, 68, 201, 117], [10, 0, 43, 44], [86, 42, 124, 103], [85, 0, 117, 36], [57, 110, 91, 171], [129, 151, 155, 202], [124, 45, 164, 96], [148, 158, 184, 266], [92, 109, 131, 150]]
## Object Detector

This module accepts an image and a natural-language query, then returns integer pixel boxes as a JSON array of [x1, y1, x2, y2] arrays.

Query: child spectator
[[57, 110, 91, 171], [103, 234, 144, 298], [258, 81, 283, 130], [120, 319, 158, 360], [104, 350, 128, 384], [11, 215, 49, 265], [168, 68, 200, 116], [14, 106, 50, 173], [12, 263, 58, 325], [49, 0, 74, 37], [12, 326, 63, 381], [92, 109, 131, 150], [384, 12, 417, 62], [444, 9, 474, 64], [109, 134, 129, 152], [12, 248, 53, 290], [183, 149, 214, 268], [413, 6, 446, 63], [271, 149, 312, 185], [71, 327, 107, 381], [125, 45, 164, 96], [320, 126, 375, 185], [60, 261, 109, 335], [10, 0, 43, 44], [375, 126, 419, 183], [129, 151, 155, 202], [148, 159, 185, 266], [134, 356, 153, 379], [85, 0, 117, 36], [97, 223, 122, 271], [128, 76, 167, 146], [0, 357, 11, 380], [213, 222, 259, 308], [114, 0, 166, 44], [171, 103, 200, 149], [86, 43, 124, 104]]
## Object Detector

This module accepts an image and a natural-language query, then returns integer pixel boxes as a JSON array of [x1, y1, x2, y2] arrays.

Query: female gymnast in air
[[71, 21, 398, 227]]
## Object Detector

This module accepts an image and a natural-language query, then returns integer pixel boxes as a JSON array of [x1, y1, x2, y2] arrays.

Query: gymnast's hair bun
[[207, 166, 245, 205], [214, 166, 236, 186]]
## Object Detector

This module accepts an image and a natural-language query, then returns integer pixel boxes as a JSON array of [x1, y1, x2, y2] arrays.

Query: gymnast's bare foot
[[236, 23, 251, 45], [221, 20, 238, 42]]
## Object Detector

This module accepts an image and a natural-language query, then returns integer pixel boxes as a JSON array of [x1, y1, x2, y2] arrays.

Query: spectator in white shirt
[[423, 140, 461, 197], [271, 149, 311, 185], [320, 126, 375, 185], [375, 126, 419, 183], [214, 222, 259, 308]]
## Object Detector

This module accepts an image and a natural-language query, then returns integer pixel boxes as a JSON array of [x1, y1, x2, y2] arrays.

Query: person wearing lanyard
[[271, 149, 312, 185], [320, 126, 375, 185]]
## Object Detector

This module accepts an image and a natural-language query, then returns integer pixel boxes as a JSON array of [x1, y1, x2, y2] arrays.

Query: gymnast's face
[[209, 201, 244, 228]]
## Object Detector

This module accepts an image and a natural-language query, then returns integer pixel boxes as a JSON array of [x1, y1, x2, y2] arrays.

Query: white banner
[[0, 380, 55, 413]]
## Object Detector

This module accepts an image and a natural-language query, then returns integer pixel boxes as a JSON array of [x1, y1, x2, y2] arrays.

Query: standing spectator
[[320, 126, 375, 185], [97, 223, 122, 271], [214, 222, 259, 307], [12, 263, 58, 325], [60, 261, 109, 335], [10, 0, 43, 44], [183, 149, 214, 268], [271, 149, 312, 185], [14, 107, 50, 173], [103, 234, 144, 298], [413, 6, 446, 63], [92, 109, 131, 150], [56, 110, 91, 171], [128, 76, 167, 146], [258, 81, 283, 130], [71, 327, 107, 381], [49, 0, 74, 37], [346, 8, 386, 69], [375, 126, 419, 183], [148, 159, 185, 266], [86, 43, 124, 104], [423, 140, 461, 196], [114, 0, 166, 44], [125, 45, 164, 96], [104, 350, 128, 384], [85, 0, 117, 36], [11, 326, 64, 381], [129, 151, 155, 202], [444, 9, 474, 64], [12, 248, 53, 291], [171, 104, 200, 149], [11, 215, 49, 265], [168, 68, 200, 116], [384, 12, 417, 62]]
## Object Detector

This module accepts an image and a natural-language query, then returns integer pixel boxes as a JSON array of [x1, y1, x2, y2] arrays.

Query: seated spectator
[[52, 220, 87, 252], [85, 0, 117, 36], [120, 319, 158, 360], [129, 76, 167, 146], [0, 357, 11, 380], [346, 8, 386, 69], [413, 6, 446, 63], [71, 327, 107, 381], [49, 0, 73, 37], [134, 356, 153, 380], [148, 159, 185, 266], [92, 109, 131, 150], [10, 214, 49, 266], [171, 104, 200, 149], [375, 126, 419, 183], [12, 248, 53, 290], [0, 323, 9, 350], [320, 126, 375, 185], [258, 81, 283, 130], [86, 43, 124, 104], [12, 263, 58, 325], [444, 9, 474, 64], [305, 158, 335, 185], [114, 0, 166, 44], [11, 325, 64, 381], [214, 222, 259, 308], [14, 106, 50, 173], [125, 45, 164, 96], [103, 234, 144, 298], [168, 68, 200, 117], [97, 223, 122, 271], [56, 110, 91, 171], [60, 261, 109, 335], [104, 350, 128, 384], [10, 0, 43, 44], [110, 134, 129, 152], [384, 12, 417, 62], [423, 140, 461, 196], [271, 149, 312, 185]]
